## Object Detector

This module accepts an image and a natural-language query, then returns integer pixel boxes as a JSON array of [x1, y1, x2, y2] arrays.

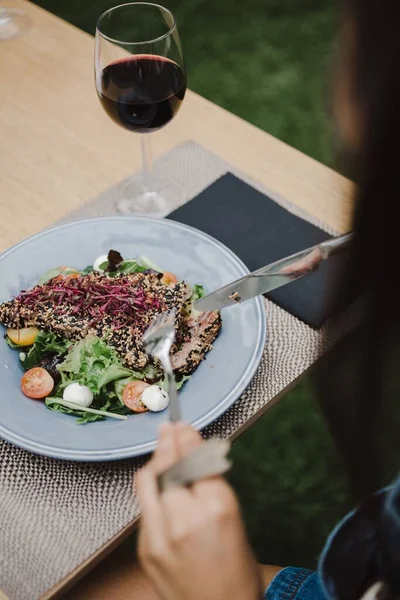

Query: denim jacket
[[266, 476, 400, 600]]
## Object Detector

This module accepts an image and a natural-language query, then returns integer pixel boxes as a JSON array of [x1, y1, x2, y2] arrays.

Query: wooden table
[[0, 0, 352, 256], [0, 2, 353, 598]]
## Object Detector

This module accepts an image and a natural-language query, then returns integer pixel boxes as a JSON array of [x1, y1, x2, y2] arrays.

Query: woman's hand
[[137, 422, 263, 600]]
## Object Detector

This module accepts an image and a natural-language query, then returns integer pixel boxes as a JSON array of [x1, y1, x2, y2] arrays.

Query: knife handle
[[273, 232, 353, 278], [319, 233, 353, 259], [157, 439, 231, 492]]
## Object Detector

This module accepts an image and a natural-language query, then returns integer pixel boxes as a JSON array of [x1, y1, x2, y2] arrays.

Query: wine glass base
[[115, 176, 186, 217], [0, 8, 29, 41]]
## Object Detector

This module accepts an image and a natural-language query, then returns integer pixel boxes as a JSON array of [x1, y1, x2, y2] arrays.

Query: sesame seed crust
[[0, 272, 221, 375]]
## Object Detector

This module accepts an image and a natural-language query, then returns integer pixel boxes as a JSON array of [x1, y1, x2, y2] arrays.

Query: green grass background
[[34, 0, 354, 569]]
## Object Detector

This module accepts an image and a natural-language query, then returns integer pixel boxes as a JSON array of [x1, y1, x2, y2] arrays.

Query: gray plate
[[0, 217, 266, 461]]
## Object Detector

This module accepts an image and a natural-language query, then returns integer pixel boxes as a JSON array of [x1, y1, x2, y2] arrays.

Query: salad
[[0, 250, 222, 424]]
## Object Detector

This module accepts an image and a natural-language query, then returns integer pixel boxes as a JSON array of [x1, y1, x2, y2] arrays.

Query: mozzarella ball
[[63, 382, 93, 408], [93, 254, 109, 273], [140, 385, 169, 412]]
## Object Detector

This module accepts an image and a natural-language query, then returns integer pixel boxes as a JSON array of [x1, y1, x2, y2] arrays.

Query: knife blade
[[194, 233, 352, 312]]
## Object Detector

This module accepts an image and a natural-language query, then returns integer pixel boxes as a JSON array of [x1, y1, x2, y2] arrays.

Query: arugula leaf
[[23, 332, 71, 371], [45, 396, 105, 424], [58, 335, 133, 395], [45, 394, 132, 424], [45, 397, 81, 416], [45, 397, 128, 423], [191, 284, 205, 302]]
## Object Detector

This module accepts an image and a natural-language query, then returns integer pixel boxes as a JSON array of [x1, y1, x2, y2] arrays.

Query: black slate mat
[[168, 173, 344, 327]]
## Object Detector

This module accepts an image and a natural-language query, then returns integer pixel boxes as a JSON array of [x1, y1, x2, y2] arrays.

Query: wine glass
[[0, 5, 29, 40], [95, 2, 186, 216]]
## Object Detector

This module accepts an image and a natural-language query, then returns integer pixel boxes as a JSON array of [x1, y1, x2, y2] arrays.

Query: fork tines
[[142, 308, 176, 346]]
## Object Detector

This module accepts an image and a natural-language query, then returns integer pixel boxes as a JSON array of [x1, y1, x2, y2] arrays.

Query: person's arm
[[137, 422, 264, 600], [137, 423, 325, 600], [263, 567, 324, 600], [260, 565, 284, 589], [65, 422, 324, 600], [64, 557, 283, 600]]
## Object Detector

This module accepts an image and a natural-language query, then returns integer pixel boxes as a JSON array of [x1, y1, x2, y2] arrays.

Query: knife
[[194, 233, 353, 312]]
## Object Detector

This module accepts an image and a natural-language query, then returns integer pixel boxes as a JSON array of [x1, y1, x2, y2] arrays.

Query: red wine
[[97, 55, 186, 132]]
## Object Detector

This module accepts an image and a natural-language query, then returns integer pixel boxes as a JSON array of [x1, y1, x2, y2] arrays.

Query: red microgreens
[[17, 274, 166, 330]]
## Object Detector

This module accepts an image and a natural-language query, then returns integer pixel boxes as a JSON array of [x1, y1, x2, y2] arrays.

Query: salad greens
[[41, 333, 190, 424], [4, 250, 204, 424], [45, 397, 130, 423], [21, 331, 71, 371], [81, 253, 162, 277], [57, 335, 134, 395], [191, 284, 205, 302], [81, 265, 94, 274], [46, 336, 142, 424], [95, 258, 148, 276], [37, 253, 170, 282], [113, 260, 147, 275], [5, 337, 21, 350]]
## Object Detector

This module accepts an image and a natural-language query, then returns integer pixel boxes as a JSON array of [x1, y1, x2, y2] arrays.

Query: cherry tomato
[[161, 271, 178, 286], [7, 327, 39, 346], [21, 367, 54, 399], [122, 381, 150, 412]]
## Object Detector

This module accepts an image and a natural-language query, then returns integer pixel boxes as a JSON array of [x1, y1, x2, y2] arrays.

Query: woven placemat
[[0, 141, 341, 600]]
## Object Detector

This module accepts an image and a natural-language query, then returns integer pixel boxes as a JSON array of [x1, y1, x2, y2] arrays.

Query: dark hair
[[315, 0, 400, 501], [312, 5, 400, 597]]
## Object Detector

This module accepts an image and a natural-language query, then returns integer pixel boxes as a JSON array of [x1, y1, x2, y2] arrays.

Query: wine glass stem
[[141, 135, 153, 179]]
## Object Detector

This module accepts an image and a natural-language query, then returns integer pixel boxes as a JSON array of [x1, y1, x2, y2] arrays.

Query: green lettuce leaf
[[117, 259, 147, 275], [57, 335, 133, 395], [23, 332, 71, 371]]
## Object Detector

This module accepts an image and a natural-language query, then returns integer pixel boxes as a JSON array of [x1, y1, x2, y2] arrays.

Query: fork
[[142, 308, 181, 422], [143, 309, 234, 490]]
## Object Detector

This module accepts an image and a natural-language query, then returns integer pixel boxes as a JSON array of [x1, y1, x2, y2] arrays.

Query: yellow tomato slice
[[7, 327, 39, 346]]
